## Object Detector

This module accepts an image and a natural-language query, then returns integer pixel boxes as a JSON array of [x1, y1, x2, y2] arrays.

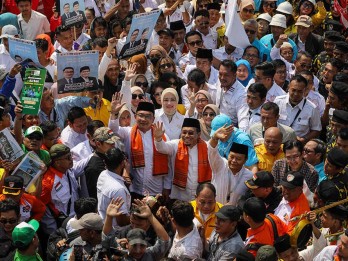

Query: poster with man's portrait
[[57, 51, 99, 93], [59, 0, 87, 26]]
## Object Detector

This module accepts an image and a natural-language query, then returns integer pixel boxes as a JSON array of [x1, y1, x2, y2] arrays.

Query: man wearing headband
[[109, 101, 171, 201], [208, 123, 253, 204], [154, 118, 212, 202]]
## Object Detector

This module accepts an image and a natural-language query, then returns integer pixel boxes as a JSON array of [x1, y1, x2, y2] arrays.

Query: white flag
[[225, 0, 250, 49]]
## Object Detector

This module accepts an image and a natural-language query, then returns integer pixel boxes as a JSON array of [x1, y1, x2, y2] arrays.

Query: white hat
[[276, 1, 293, 15], [220, 3, 226, 14], [270, 14, 287, 28], [256, 13, 272, 23], [306, 0, 316, 6], [280, 42, 292, 49], [0, 25, 19, 39]]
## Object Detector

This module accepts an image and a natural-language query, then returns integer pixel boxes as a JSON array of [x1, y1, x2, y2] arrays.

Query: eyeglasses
[[198, 21, 210, 26], [135, 81, 148, 88], [0, 219, 17, 224], [154, 92, 163, 97], [56, 154, 72, 161], [136, 113, 153, 120], [188, 40, 203, 47], [276, 70, 287, 75], [299, 63, 312, 69], [132, 94, 144, 99], [159, 63, 173, 69], [26, 134, 43, 141], [302, 2, 313, 9], [245, 29, 256, 35], [168, 81, 177, 86], [263, 2, 276, 8], [282, 51, 293, 56], [304, 148, 315, 154], [254, 75, 269, 81], [196, 98, 209, 103], [203, 112, 216, 117], [286, 154, 301, 161], [242, 8, 254, 14], [243, 54, 259, 59]]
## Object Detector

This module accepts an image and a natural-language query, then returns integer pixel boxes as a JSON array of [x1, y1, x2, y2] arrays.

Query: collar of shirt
[[49, 165, 65, 179], [286, 94, 305, 109], [69, 126, 86, 138], [249, 106, 261, 115], [231, 166, 245, 176], [211, 19, 224, 31], [106, 169, 125, 183], [197, 28, 213, 37], [58, 45, 74, 53], [18, 10, 34, 22]]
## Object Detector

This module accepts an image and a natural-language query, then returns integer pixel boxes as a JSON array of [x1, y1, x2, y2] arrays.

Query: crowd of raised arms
[[0, 0, 348, 260]]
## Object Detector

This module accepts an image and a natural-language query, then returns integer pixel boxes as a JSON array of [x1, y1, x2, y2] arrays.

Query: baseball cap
[[12, 220, 39, 248], [2, 176, 24, 195], [24, 126, 43, 138], [256, 245, 277, 261], [70, 213, 103, 231], [245, 171, 274, 189], [0, 25, 19, 39], [215, 205, 241, 221], [235, 249, 255, 261], [49, 144, 70, 159], [127, 228, 148, 246], [270, 14, 287, 29], [280, 171, 304, 188], [93, 127, 119, 144], [157, 28, 174, 38], [295, 15, 313, 27]]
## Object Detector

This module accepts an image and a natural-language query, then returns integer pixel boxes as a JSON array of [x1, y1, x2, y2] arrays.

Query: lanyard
[[290, 99, 306, 128]]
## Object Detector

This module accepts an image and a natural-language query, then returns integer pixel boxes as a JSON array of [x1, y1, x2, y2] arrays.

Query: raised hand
[[108, 37, 118, 48], [153, 121, 165, 141], [9, 64, 22, 78], [132, 199, 152, 219], [125, 63, 137, 81], [106, 197, 124, 217], [14, 101, 23, 119], [213, 124, 234, 140], [186, 89, 196, 107], [110, 92, 126, 115]]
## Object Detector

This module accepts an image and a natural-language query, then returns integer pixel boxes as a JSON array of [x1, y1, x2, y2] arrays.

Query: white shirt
[[297, 37, 306, 53], [299, 232, 327, 261], [168, 225, 203, 260], [97, 169, 131, 228], [267, 82, 286, 102], [142, 0, 158, 9], [306, 90, 325, 116], [155, 139, 205, 202], [155, 109, 185, 140], [216, 80, 249, 131], [248, 106, 261, 129], [158, 4, 186, 25], [18, 10, 50, 40], [208, 144, 253, 205], [213, 46, 244, 62], [61, 125, 88, 149], [183, 64, 219, 85], [273, 95, 322, 138], [108, 120, 172, 196], [181, 82, 217, 110], [178, 52, 196, 71], [313, 245, 337, 261], [50, 45, 75, 63], [71, 140, 93, 162], [197, 28, 218, 49]]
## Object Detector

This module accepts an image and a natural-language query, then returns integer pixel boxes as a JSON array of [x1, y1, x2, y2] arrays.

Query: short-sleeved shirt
[[208, 230, 244, 261], [18, 10, 50, 40], [255, 144, 285, 172]]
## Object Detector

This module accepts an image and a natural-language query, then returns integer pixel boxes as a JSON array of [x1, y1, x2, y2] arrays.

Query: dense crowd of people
[[0, 0, 348, 259]]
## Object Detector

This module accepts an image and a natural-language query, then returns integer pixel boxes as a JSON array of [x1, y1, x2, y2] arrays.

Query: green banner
[[20, 68, 47, 115]]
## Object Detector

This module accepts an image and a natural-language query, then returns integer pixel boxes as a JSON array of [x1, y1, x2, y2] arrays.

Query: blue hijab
[[0, 13, 19, 31], [236, 59, 252, 87]]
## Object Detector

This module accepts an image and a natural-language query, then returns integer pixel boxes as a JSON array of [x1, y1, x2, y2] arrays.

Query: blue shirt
[[260, 34, 298, 62], [38, 96, 90, 129], [217, 128, 258, 167], [315, 161, 326, 183]]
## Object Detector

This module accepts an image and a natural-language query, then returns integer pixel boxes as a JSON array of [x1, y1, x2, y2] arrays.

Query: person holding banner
[[50, 25, 74, 62]]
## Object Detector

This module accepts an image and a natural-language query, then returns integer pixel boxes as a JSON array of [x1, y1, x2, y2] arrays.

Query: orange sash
[[130, 125, 168, 176], [173, 138, 212, 188]]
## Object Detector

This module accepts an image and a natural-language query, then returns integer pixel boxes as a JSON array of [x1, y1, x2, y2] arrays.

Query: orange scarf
[[130, 125, 168, 176], [173, 138, 212, 188]]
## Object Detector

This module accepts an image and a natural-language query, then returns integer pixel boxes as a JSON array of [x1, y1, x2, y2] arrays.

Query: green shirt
[[21, 144, 51, 166], [14, 250, 43, 261]]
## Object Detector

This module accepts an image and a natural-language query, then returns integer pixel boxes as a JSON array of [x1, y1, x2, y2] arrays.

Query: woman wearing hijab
[[236, 59, 252, 87], [155, 88, 185, 140], [199, 104, 220, 141], [0, 13, 19, 33], [239, 0, 256, 24], [130, 74, 151, 100], [186, 90, 213, 119], [36, 34, 55, 58], [147, 45, 168, 82], [128, 54, 154, 83]]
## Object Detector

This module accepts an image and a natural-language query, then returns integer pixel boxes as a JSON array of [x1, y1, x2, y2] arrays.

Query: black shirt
[[84, 153, 106, 199]]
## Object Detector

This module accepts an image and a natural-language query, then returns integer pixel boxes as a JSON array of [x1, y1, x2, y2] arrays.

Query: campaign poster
[[0, 128, 24, 163], [59, 0, 87, 26], [20, 68, 46, 115], [57, 51, 99, 93], [11, 152, 46, 188], [119, 10, 161, 59], [8, 37, 40, 66]]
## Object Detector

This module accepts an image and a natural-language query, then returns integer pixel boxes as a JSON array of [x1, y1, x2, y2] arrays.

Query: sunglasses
[[203, 112, 216, 117], [159, 63, 173, 69], [188, 40, 203, 47], [263, 2, 276, 8], [132, 94, 144, 99], [0, 219, 17, 224], [168, 81, 177, 86], [245, 29, 256, 34], [26, 134, 43, 140], [243, 8, 254, 14], [302, 2, 313, 8], [135, 82, 148, 88]]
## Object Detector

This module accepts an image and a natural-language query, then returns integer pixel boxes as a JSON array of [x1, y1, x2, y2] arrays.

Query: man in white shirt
[[247, 83, 267, 130], [168, 201, 203, 260], [17, 0, 50, 40], [109, 101, 172, 201], [51, 25, 75, 63], [194, 9, 217, 49], [213, 36, 244, 66], [158, 28, 181, 64], [179, 31, 203, 71], [153, 118, 212, 202], [209, 125, 253, 205], [61, 106, 88, 148], [97, 147, 131, 228], [216, 60, 249, 131], [252, 61, 286, 102], [274, 75, 322, 142], [314, 229, 348, 261]]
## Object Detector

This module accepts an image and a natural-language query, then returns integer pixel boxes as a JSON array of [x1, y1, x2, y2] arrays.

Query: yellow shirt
[[84, 98, 111, 126], [255, 144, 285, 172], [191, 200, 223, 240]]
